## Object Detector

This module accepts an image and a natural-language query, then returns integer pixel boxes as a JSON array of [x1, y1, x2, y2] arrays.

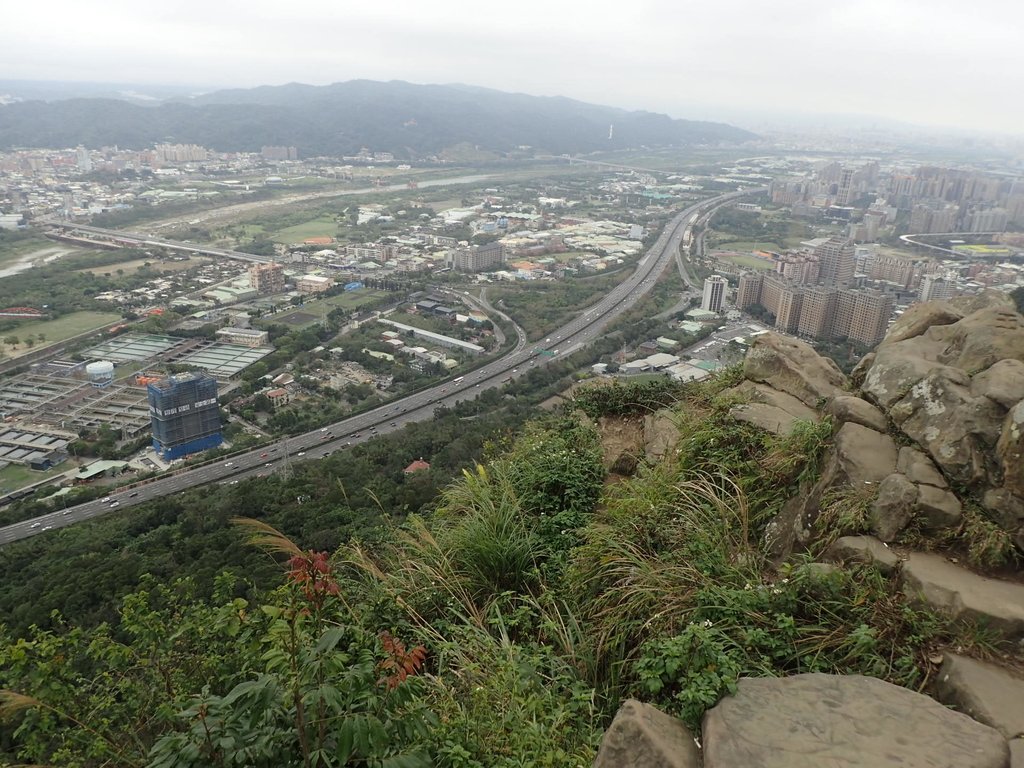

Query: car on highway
[[320, 427, 329, 432], [129, 492, 138, 498], [109, 501, 120, 508], [390, 422, 397, 427], [100, 497, 111, 503], [30, 522, 41, 529], [297, 452, 306, 457], [264, 462, 272, 467], [42, 526, 52, 532], [260, 452, 268, 458], [224, 462, 234, 468]]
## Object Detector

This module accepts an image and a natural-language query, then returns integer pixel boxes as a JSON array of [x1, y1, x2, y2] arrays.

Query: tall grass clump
[[569, 461, 766, 690]]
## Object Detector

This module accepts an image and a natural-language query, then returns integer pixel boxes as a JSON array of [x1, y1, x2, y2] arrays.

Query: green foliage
[[634, 561, 952, 729], [635, 623, 741, 730], [1, 363, 1003, 763], [571, 378, 687, 419], [0, 402, 534, 635], [488, 273, 626, 341], [934, 503, 1019, 569], [427, 624, 600, 768]]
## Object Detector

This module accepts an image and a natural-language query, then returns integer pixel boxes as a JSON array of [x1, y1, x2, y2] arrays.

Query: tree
[[4, 335, 18, 347]]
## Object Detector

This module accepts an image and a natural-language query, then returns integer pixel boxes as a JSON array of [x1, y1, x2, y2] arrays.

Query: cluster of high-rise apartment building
[[734, 237, 894, 346], [769, 161, 1024, 239]]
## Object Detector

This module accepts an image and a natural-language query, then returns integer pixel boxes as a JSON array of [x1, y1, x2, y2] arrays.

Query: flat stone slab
[[594, 699, 699, 768], [901, 552, 1024, 639], [934, 653, 1024, 740], [825, 535, 901, 575], [702, 674, 1008, 768], [728, 381, 820, 436]]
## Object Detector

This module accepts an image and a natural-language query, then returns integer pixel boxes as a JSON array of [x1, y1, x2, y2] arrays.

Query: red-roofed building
[[403, 458, 431, 474]]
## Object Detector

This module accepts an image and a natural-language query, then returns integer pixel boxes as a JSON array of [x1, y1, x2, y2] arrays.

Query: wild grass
[[812, 483, 876, 549]]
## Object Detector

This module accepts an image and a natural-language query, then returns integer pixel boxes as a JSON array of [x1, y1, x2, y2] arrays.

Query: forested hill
[[0, 79, 755, 156]]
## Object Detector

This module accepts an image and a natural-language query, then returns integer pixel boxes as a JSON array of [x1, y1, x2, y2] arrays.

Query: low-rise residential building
[[297, 274, 334, 294]]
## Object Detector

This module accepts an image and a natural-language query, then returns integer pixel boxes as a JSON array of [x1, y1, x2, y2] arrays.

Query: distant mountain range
[[0, 79, 755, 158]]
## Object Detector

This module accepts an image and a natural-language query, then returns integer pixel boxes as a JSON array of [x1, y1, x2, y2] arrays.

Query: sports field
[[720, 253, 775, 271], [271, 290, 388, 327]]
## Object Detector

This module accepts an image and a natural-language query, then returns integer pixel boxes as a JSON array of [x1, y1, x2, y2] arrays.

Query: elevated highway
[[1, 187, 765, 547]]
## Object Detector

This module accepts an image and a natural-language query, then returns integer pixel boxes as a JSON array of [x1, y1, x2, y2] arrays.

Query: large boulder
[[727, 381, 820, 436], [915, 483, 963, 531], [593, 699, 699, 768], [862, 349, 959, 409], [743, 333, 846, 408], [878, 300, 962, 347], [926, 306, 1024, 374], [934, 653, 1024, 741], [972, 359, 1024, 410], [949, 290, 1017, 316], [701, 674, 1008, 768], [643, 410, 680, 464], [870, 473, 919, 542], [827, 422, 899, 487], [901, 552, 1024, 639], [888, 369, 1005, 487]]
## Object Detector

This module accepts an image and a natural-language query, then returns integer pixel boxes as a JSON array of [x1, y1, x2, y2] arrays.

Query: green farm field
[[0, 311, 122, 357]]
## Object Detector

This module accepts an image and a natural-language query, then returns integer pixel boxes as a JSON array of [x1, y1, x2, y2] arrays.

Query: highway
[[0, 187, 764, 547]]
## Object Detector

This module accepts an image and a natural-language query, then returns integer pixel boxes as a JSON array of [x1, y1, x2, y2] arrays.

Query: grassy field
[[76, 256, 210, 276], [0, 463, 69, 495], [720, 253, 776, 271], [271, 215, 341, 244], [0, 311, 122, 357]]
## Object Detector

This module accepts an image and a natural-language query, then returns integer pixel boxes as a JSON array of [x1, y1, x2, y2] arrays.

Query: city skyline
[[2, 0, 1023, 137]]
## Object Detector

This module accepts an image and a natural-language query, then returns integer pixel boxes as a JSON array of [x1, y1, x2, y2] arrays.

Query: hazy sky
[[3, 0, 1023, 135]]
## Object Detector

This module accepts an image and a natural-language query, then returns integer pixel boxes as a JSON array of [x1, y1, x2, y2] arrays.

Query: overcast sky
[[3, 0, 1022, 136]]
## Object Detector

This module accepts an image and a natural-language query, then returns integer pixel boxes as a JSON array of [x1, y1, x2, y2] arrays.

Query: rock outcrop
[[700, 674, 1008, 768], [588, 297, 1024, 768], [742, 333, 846, 407], [858, 291, 1024, 546]]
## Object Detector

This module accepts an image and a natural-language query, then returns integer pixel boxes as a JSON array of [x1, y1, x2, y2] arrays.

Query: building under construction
[[147, 372, 222, 460]]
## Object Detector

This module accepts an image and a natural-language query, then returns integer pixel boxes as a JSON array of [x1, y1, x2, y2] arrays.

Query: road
[[0, 187, 764, 547]]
